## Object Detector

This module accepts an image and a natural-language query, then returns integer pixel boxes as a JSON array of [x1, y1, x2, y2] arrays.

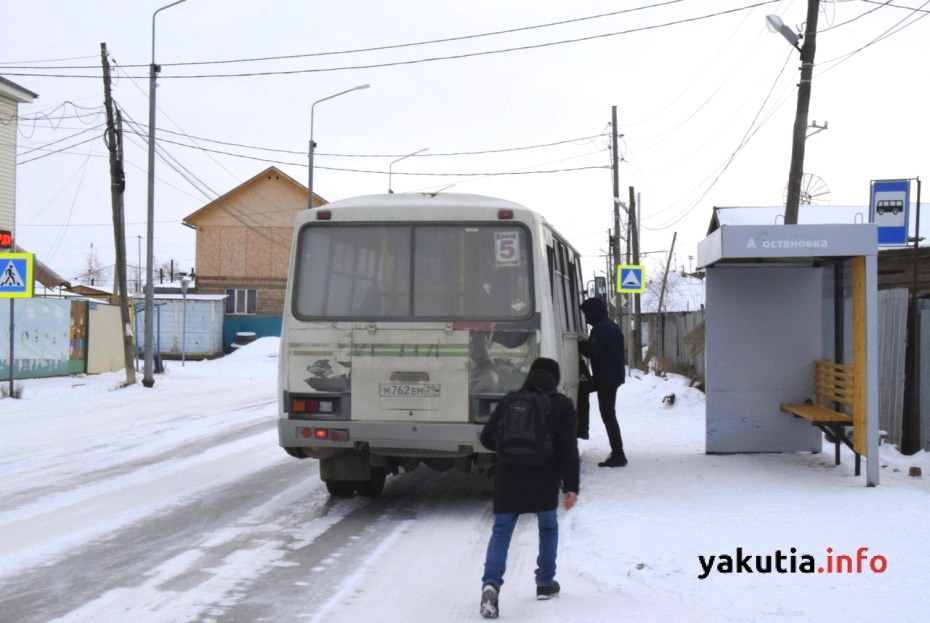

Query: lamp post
[[388, 148, 428, 193], [179, 273, 189, 367], [143, 0, 189, 388], [136, 235, 142, 294], [767, 1, 820, 225], [307, 84, 370, 209]]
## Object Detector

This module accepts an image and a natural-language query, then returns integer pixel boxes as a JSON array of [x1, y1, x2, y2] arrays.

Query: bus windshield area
[[293, 223, 533, 320]]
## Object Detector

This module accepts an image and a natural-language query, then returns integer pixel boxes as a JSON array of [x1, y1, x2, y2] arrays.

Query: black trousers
[[595, 384, 624, 454], [576, 387, 590, 437]]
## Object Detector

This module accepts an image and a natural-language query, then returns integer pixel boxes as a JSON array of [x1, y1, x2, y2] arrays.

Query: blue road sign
[[617, 264, 646, 294], [870, 179, 910, 246], [0, 253, 34, 298]]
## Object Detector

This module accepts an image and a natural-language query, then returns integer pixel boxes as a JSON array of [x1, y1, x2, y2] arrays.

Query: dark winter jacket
[[479, 370, 580, 514], [579, 297, 626, 389]]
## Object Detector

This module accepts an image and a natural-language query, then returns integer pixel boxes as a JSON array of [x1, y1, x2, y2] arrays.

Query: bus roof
[[325, 192, 526, 211], [297, 192, 581, 257]]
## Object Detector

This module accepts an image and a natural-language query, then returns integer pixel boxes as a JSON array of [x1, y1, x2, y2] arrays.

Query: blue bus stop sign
[[870, 179, 910, 246]]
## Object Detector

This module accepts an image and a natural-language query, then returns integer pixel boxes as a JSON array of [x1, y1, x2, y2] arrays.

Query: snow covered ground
[[1, 337, 928, 622]]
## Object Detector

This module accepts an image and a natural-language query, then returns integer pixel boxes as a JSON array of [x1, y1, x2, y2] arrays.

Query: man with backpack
[[478, 357, 580, 619]]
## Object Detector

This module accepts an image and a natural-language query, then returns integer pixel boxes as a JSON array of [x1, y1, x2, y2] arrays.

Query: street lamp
[[307, 84, 370, 209], [766, 2, 820, 225], [143, 0, 189, 388], [765, 14, 800, 51], [388, 147, 428, 193]]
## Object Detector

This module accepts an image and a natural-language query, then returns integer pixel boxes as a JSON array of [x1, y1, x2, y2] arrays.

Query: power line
[[118, 110, 219, 201], [0, 0, 691, 70], [632, 0, 930, 230], [17, 134, 100, 164], [16, 123, 105, 156], [118, 122, 607, 176], [1, 1, 781, 79], [641, 47, 795, 230], [0, 54, 97, 64], [819, 0, 894, 32], [860, 0, 930, 12], [817, 0, 930, 70], [150, 127, 609, 158]]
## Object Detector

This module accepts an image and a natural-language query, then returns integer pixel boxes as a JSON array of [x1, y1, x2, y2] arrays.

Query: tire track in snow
[[0, 426, 281, 579]]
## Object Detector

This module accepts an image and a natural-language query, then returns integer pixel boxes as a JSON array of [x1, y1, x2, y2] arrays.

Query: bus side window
[[567, 253, 581, 332]]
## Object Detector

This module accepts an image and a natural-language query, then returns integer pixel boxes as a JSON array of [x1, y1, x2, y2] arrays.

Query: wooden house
[[182, 166, 324, 348]]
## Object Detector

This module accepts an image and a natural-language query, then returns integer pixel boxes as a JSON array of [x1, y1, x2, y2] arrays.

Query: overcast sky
[[5, 0, 929, 285]]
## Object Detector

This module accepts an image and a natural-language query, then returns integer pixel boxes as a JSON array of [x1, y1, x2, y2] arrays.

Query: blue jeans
[[482, 510, 559, 589]]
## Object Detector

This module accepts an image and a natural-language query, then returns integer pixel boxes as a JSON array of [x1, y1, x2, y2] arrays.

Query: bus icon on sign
[[875, 199, 903, 216]]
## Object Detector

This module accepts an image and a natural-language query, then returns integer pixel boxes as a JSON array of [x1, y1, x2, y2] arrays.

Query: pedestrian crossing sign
[[616, 264, 646, 294], [0, 253, 34, 298]]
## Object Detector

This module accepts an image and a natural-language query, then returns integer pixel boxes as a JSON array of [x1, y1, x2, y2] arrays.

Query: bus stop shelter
[[696, 223, 880, 486]]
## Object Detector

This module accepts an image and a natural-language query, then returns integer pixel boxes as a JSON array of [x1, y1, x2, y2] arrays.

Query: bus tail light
[[497, 209, 514, 219], [316, 209, 332, 220], [298, 427, 349, 441], [291, 397, 335, 414]]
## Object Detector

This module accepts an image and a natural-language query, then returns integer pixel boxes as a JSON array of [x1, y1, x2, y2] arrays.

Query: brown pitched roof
[[14, 245, 71, 289], [182, 165, 324, 226]]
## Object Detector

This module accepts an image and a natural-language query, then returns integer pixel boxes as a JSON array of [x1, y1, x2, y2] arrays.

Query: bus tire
[[354, 468, 387, 497], [325, 480, 355, 498]]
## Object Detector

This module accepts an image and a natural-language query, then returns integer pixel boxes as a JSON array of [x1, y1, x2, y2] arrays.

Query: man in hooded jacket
[[579, 297, 628, 467], [478, 357, 579, 619]]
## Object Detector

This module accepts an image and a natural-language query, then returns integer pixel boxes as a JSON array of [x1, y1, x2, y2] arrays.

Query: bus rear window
[[293, 224, 532, 320]]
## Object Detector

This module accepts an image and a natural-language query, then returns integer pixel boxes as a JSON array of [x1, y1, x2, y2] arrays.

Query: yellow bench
[[781, 360, 860, 472]]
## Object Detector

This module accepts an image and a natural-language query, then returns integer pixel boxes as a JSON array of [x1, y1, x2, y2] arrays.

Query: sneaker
[[480, 583, 499, 619], [536, 581, 561, 600], [598, 452, 628, 467]]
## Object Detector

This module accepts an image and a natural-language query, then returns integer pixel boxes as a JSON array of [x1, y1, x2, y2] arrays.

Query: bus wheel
[[325, 480, 355, 498], [354, 468, 386, 497]]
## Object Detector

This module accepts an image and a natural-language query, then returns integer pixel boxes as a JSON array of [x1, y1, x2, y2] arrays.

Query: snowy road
[[0, 342, 593, 623], [0, 393, 549, 623], [1, 424, 492, 623], [4, 338, 928, 623]]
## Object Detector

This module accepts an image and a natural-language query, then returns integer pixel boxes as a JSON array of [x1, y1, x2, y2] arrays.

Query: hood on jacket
[[521, 369, 558, 393], [580, 297, 608, 325], [521, 357, 560, 392]]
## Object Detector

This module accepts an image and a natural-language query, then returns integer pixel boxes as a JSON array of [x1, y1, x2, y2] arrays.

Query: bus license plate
[[379, 383, 441, 398]]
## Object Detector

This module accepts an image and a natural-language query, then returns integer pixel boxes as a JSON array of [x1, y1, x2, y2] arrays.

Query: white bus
[[278, 192, 586, 496]]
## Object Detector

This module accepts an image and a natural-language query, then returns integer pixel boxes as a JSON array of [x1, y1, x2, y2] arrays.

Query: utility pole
[[137, 236, 142, 294], [649, 232, 678, 365], [657, 232, 677, 316], [784, 0, 820, 224], [611, 106, 623, 328], [101, 43, 136, 385], [629, 186, 642, 370]]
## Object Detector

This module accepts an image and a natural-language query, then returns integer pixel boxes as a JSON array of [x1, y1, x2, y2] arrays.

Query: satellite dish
[[783, 173, 830, 205]]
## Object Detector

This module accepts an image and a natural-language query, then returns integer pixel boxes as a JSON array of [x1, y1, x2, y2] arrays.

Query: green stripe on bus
[[351, 343, 470, 357]]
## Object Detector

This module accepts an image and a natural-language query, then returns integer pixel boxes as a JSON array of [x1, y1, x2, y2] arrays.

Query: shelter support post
[[855, 255, 880, 486]]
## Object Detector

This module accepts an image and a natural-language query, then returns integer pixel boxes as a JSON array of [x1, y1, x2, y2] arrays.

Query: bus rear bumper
[[277, 419, 492, 457]]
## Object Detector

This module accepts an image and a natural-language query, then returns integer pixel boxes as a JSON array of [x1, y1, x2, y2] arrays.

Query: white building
[[0, 76, 38, 244]]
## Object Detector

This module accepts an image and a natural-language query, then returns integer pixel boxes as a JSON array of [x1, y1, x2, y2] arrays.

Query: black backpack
[[493, 390, 554, 466]]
